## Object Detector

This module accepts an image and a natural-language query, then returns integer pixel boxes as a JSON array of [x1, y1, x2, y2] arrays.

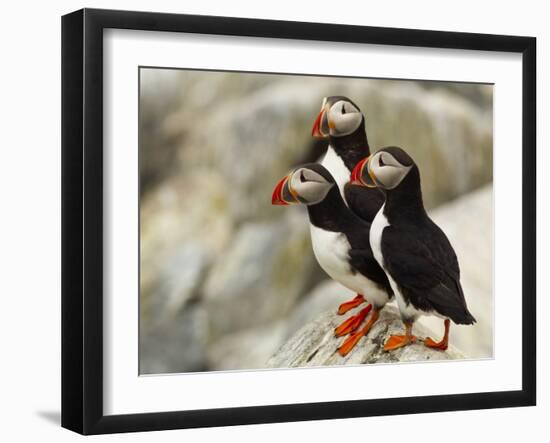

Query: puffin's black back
[[378, 155, 476, 325], [382, 220, 475, 324], [345, 183, 385, 223]]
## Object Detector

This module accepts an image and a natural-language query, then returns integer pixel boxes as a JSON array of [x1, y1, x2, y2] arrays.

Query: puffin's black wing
[[344, 183, 385, 223], [381, 224, 476, 325]]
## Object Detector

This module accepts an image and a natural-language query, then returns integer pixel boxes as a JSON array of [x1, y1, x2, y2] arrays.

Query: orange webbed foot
[[383, 334, 417, 352], [334, 305, 372, 337], [337, 294, 366, 315], [338, 310, 380, 357], [338, 329, 365, 356], [424, 319, 450, 351], [424, 337, 448, 351]]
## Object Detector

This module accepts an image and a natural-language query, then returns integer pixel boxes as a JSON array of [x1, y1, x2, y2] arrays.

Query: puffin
[[272, 163, 393, 356], [312, 96, 384, 221], [310, 96, 385, 326], [350, 147, 476, 351]]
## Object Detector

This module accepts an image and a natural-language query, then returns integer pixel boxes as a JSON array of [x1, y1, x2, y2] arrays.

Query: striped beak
[[351, 156, 377, 188], [311, 99, 331, 138], [272, 174, 297, 205]]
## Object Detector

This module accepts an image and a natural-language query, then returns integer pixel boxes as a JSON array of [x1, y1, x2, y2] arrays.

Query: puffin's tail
[[455, 310, 476, 325], [433, 296, 476, 325]]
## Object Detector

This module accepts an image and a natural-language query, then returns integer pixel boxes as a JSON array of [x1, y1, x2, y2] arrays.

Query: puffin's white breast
[[310, 225, 389, 307], [321, 146, 349, 201], [311, 146, 389, 307], [369, 204, 388, 269], [310, 225, 350, 279], [314, 145, 352, 285]]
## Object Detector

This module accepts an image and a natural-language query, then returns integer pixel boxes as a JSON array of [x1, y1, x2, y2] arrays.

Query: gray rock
[[139, 172, 233, 328], [207, 321, 287, 371], [142, 243, 208, 330], [179, 81, 329, 222], [207, 281, 356, 371], [203, 215, 315, 338], [268, 306, 464, 368], [140, 304, 209, 374]]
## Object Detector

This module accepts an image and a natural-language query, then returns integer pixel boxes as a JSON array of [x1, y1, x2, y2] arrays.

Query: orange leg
[[383, 321, 417, 352], [334, 304, 372, 337], [337, 294, 366, 315], [424, 319, 450, 351], [338, 309, 380, 357]]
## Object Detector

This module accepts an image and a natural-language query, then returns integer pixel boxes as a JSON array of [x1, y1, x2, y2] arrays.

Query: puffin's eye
[[379, 155, 386, 167], [300, 171, 307, 183], [341, 104, 346, 115]]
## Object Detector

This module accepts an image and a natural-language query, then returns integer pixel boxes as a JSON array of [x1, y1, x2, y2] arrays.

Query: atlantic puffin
[[311, 96, 385, 322], [350, 147, 476, 351], [312, 96, 384, 221], [272, 163, 393, 356]]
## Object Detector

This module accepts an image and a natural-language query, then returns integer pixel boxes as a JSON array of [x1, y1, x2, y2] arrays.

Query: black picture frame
[[61, 8, 537, 435]]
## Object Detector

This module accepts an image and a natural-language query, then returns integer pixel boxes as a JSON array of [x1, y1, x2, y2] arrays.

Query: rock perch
[[267, 305, 465, 368]]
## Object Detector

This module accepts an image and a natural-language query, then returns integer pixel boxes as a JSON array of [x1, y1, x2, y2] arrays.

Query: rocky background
[[139, 68, 493, 374]]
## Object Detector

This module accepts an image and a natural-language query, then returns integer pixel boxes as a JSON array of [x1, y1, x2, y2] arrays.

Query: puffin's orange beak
[[272, 175, 290, 205], [311, 109, 325, 138], [351, 156, 376, 187], [351, 157, 368, 185], [311, 101, 330, 138]]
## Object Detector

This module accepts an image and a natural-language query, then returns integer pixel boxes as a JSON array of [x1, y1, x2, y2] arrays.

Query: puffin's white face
[[327, 100, 362, 137], [272, 165, 335, 206], [352, 150, 413, 190], [311, 97, 363, 139], [289, 167, 334, 204]]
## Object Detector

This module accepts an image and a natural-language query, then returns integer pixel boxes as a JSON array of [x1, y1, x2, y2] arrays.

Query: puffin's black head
[[351, 147, 415, 191], [311, 96, 364, 139], [272, 163, 336, 206]]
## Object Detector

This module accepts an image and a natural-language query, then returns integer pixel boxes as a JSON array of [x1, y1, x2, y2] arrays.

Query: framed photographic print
[[61, 8, 536, 435]]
